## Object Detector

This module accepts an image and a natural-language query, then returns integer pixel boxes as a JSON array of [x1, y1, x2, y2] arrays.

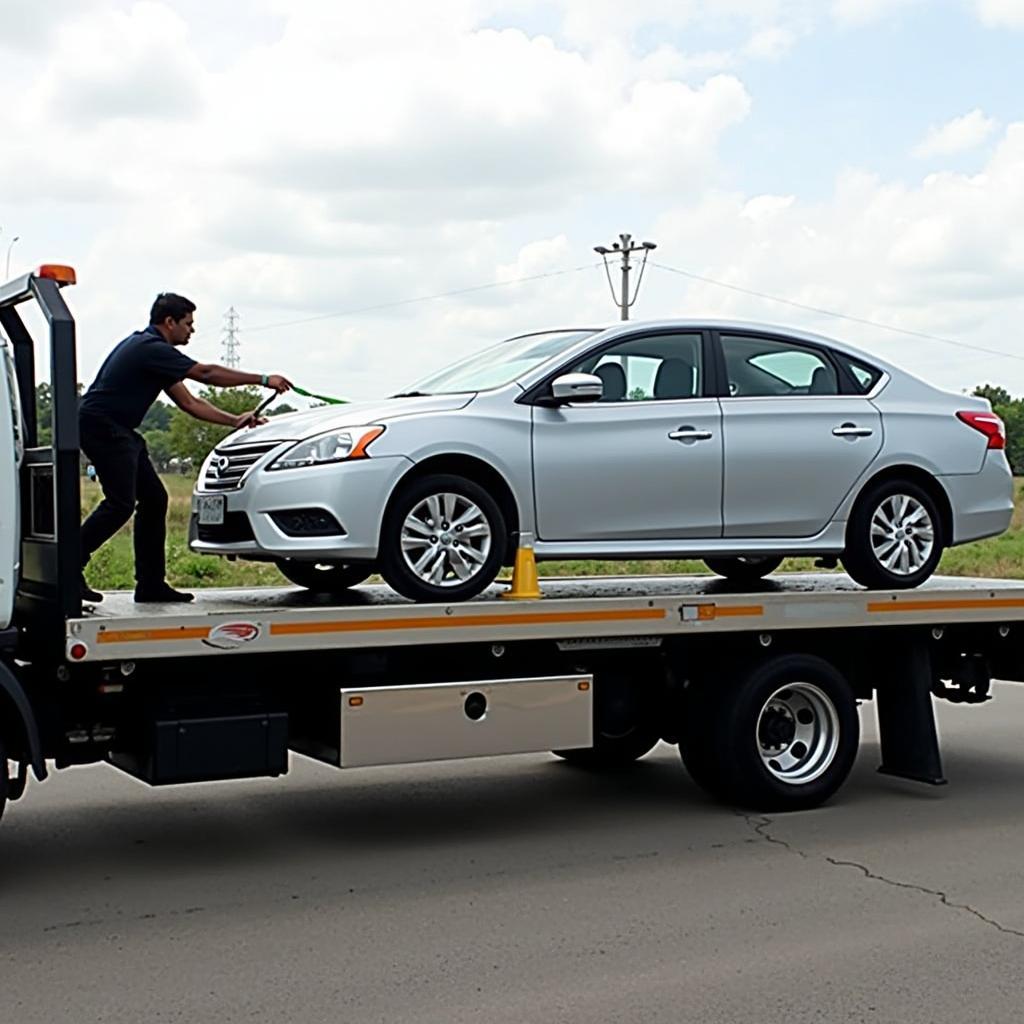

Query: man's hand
[[266, 374, 292, 393], [234, 412, 268, 429]]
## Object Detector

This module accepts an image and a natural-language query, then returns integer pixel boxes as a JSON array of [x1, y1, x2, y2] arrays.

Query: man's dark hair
[[149, 293, 196, 325]]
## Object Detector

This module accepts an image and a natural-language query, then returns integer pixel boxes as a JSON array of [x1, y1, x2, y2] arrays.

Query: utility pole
[[221, 307, 241, 369], [594, 233, 657, 320]]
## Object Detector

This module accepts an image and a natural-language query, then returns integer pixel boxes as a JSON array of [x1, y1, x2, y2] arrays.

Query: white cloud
[[913, 109, 998, 158], [831, 0, 921, 26], [974, 0, 1024, 27]]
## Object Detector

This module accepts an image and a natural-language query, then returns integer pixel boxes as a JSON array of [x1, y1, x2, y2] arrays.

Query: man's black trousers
[[79, 412, 169, 588]]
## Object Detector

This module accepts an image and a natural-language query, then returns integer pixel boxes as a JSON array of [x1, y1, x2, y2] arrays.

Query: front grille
[[203, 441, 282, 491], [196, 512, 256, 544]]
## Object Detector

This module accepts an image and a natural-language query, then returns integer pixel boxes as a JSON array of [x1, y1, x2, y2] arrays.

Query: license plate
[[197, 495, 225, 526]]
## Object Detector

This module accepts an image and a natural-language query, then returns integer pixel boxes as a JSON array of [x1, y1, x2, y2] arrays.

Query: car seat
[[653, 358, 696, 399], [594, 363, 627, 401]]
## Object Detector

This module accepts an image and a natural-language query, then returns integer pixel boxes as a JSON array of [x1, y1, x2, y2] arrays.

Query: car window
[[572, 333, 703, 401], [835, 353, 883, 394], [721, 334, 838, 397], [406, 329, 598, 394]]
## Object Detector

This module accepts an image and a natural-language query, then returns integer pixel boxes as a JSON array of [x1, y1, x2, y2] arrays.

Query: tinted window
[[721, 335, 838, 397], [572, 333, 703, 402]]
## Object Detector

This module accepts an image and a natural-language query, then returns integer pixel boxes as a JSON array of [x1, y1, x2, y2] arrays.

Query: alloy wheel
[[869, 493, 936, 576], [400, 491, 493, 588]]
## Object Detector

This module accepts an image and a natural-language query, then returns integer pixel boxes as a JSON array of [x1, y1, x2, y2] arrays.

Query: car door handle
[[668, 428, 713, 442], [832, 424, 873, 438]]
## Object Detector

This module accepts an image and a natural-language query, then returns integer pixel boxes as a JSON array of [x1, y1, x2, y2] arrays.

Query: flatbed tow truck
[[2, 265, 1024, 825]]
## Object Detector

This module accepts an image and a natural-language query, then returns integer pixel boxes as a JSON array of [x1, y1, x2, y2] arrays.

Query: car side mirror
[[548, 372, 603, 404]]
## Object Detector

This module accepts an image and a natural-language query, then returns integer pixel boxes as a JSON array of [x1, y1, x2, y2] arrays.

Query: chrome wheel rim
[[870, 494, 935, 576], [400, 492, 492, 588], [756, 682, 840, 785]]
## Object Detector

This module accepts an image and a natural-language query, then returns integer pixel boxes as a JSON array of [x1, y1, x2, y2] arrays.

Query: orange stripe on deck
[[868, 597, 1024, 614], [97, 626, 211, 644], [707, 604, 764, 619], [270, 607, 667, 637]]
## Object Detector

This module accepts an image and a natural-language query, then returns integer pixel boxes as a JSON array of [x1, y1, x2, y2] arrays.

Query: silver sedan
[[190, 320, 1013, 601]]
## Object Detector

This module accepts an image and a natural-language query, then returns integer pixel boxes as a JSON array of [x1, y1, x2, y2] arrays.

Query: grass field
[[80, 474, 1024, 590]]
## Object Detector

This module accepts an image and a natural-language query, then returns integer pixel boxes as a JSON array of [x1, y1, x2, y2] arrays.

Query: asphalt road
[[3, 685, 1024, 1024]]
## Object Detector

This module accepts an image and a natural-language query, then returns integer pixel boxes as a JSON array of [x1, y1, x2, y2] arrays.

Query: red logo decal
[[204, 622, 261, 650]]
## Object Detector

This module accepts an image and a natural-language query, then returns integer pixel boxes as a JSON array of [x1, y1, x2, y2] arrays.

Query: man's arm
[[166, 382, 262, 428], [186, 364, 292, 392]]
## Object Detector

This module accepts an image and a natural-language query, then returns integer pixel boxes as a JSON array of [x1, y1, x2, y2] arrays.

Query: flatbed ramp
[[67, 574, 1024, 662]]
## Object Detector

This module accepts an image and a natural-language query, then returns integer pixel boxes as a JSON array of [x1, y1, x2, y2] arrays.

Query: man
[[79, 292, 292, 604]]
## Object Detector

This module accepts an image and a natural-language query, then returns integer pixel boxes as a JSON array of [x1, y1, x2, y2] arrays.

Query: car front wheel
[[379, 473, 506, 602], [842, 479, 943, 589]]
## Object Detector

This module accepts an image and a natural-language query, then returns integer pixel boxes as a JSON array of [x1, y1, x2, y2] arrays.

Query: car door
[[717, 332, 883, 538], [531, 331, 723, 542]]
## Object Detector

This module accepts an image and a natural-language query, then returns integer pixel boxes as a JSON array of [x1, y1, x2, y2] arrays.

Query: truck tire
[[553, 673, 661, 768], [380, 474, 506, 602], [680, 654, 859, 811], [704, 556, 784, 582], [842, 478, 943, 589], [276, 560, 372, 593]]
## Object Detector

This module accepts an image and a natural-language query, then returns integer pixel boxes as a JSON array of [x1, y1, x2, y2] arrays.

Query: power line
[[651, 261, 1024, 365], [245, 263, 601, 334]]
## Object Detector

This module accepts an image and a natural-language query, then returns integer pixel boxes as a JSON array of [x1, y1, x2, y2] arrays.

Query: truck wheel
[[842, 479, 943, 589], [380, 474, 506, 602], [553, 674, 660, 768], [704, 556, 784, 582], [276, 560, 372, 593], [680, 654, 859, 811]]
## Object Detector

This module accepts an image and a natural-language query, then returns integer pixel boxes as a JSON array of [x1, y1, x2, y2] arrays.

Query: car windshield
[[398, 330, 597, 395]]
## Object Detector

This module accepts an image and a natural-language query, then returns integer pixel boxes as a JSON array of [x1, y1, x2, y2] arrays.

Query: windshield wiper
[[391, 390, 430, 398]]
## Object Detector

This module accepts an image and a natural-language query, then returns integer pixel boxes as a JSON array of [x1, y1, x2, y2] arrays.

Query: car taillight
[[957, 411, 1006, 450]]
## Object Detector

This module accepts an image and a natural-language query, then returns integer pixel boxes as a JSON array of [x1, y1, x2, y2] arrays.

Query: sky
[[2, 0, 1024, 406]]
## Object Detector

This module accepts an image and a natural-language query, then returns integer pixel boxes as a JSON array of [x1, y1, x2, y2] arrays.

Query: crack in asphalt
[[740, 813, 1024, 940]]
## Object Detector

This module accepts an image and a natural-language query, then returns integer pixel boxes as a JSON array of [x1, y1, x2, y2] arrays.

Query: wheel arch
[[848, 465, 953, 547], [385, 454, 521, 562], [0, 660, 47, 785]]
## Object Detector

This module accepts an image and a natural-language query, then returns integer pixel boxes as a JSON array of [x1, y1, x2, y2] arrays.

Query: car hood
[[226, 393, 475, 445]]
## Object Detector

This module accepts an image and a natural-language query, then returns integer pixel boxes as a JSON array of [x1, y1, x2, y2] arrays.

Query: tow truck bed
[[67, 573, 1024, 662]]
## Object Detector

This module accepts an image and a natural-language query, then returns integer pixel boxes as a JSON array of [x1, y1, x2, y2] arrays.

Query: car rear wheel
[[704, 556, 784, 582], [842, 479, 943, 589], [276, 560, 373, 593], [379, 473, 506, 602]]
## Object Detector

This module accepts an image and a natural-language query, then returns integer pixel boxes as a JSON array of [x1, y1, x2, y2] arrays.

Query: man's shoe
[[81, 575, 104, 603], [134, 583, 195, 603]]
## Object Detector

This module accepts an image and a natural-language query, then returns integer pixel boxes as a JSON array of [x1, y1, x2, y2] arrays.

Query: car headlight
[[268, 425, 385, 470]]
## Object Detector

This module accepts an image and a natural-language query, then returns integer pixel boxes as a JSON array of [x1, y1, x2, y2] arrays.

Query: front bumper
[[189, 455, 413, 562]]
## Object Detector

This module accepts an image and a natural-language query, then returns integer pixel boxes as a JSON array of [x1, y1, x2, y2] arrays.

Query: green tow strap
[[292, 384, 348, 405]]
